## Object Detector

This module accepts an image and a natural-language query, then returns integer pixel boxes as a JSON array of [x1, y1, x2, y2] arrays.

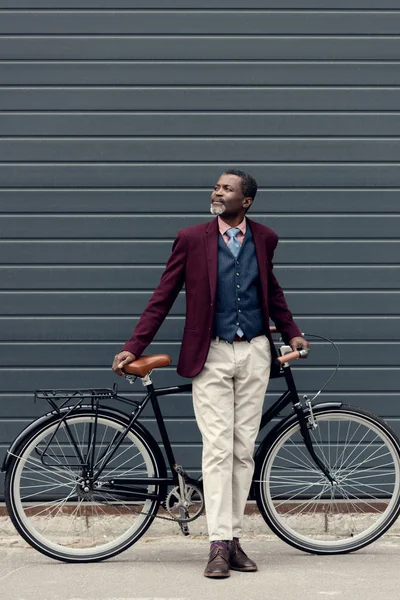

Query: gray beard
[[210, 204, 226, 216]]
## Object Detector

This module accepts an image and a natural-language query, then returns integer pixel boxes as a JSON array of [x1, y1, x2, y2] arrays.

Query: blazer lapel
[[205, 217, 219, 304]]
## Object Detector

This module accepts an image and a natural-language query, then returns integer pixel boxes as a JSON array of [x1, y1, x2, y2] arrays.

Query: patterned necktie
[[225, 228, 244, 337]]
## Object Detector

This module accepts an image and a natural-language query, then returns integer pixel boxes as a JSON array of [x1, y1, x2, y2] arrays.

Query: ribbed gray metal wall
[[0, 1, 400, 499]]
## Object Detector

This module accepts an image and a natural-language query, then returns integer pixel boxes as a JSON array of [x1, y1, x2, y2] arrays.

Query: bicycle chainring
[[165, 483, 204, 522]]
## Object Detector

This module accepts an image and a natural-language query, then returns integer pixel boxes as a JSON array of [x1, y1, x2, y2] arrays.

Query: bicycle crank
[[165, 483, 204, 524]]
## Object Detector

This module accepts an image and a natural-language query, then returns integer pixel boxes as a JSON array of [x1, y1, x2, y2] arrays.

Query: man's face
[[210, 174, 252, 217]]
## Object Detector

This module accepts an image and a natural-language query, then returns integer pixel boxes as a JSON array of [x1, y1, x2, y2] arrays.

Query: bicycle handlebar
[[276, 348, 310, 365], [269, 326, 310, 364]]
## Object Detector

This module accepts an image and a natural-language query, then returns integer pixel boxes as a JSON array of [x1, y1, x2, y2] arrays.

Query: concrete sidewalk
[[0, 534, 399, 600], [1, 508, 400, 600]]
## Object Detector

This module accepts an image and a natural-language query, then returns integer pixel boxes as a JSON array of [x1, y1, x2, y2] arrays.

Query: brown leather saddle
[[123, 355, 172, 378]]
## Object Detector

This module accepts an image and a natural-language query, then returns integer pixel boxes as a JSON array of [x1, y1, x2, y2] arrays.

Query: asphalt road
[[1, 534, 400, 600]]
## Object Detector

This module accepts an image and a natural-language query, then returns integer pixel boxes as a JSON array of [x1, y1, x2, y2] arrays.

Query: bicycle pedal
[[179, 522, 190, 536]]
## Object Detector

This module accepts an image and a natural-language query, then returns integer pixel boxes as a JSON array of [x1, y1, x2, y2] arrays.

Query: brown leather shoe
[[203, 545, 230, 578], [228, 539, 258, 572]]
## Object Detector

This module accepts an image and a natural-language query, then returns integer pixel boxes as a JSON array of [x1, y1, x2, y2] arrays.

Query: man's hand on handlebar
[[289, 336, 310, 353], [112, 351, 136, 376]]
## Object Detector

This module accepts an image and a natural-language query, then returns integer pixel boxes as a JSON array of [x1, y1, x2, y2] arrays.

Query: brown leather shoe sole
[[203, 570, 231, 578], [229, 564, 258, 572]]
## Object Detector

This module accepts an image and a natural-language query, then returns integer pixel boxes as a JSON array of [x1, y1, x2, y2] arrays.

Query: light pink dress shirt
[[217, 215, 246, 247]]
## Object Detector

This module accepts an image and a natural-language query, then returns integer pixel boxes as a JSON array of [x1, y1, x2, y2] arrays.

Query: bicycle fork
[[293, 398, 338, 486]]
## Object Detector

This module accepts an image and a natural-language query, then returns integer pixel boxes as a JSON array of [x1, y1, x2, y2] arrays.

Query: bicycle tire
[[5, 408, 167, 562], [254, 404, 400, 554]]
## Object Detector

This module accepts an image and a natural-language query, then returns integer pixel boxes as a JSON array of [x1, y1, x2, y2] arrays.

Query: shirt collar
[[217, 215, 247, 236]]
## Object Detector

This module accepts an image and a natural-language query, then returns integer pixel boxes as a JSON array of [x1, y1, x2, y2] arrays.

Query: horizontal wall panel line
[[0, 364, 392, 370], [0, 367, 399, 371], [7, 136, 400, 139], [3, 112, 400, 115], [3, 161, 400, 165], [4, 165, 400, 186], [1, 392, 399, 397], [7, 415, 400, 423], [0, 264, 398, 268], [4, 161, 400, 165], [2, 1, 400, 8], [1, 9, 400, 15], [4, 110, 400, 114], [3, 263, 396, 267], [6, 59, 400, 63], [0, 416, 197, 422], [5, 135, 400, 140], [5, 7, 400, 11], [2, 16, 400, 35], [5, 64, 400, 86], [5, 59, 400, 63], [1, 239, 399, 243], [4, 34, 400, 38], [3, 186, 400, 190], [2, 288, 400, 293], [1, 214, 399, 218], [2, 340, 396, 345], [1, 290, 399, 295], [1, 314, 396, 318], [1, 315, 398, 319], [7, 140, 400, 162], [4, 85, 400, 89], [0, 215, 398, 219], [3, 8, 400, 12]]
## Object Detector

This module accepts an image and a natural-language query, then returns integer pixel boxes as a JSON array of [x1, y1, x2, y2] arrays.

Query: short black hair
[[223, 169, 258, 210]]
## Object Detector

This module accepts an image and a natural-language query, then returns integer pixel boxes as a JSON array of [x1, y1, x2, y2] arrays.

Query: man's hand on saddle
[[112, 351, 136, 376], [289, 337, 310, 354]]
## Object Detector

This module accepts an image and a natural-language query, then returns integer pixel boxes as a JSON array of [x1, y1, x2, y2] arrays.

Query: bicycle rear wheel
[[255, 404, 400, 554], [5, 409, 167, 562]]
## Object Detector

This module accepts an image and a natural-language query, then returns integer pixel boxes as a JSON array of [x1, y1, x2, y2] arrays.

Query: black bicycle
[[3, 328, 400, 562]]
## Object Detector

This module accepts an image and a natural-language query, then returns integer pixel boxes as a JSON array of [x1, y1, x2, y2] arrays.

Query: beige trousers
[[192, 334, 272, 541]]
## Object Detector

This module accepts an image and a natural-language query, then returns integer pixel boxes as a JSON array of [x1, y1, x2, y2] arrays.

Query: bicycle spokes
[[257, 407, 400, 552]]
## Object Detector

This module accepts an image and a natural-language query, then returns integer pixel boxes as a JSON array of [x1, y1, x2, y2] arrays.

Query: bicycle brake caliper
[[304, 396, 317, 430]]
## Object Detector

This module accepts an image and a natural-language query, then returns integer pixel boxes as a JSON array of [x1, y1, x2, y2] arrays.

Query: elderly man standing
[[112, 169, 309, 578]]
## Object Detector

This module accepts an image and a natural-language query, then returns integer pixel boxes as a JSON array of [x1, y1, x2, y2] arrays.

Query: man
[[112, 169, 309, 578]]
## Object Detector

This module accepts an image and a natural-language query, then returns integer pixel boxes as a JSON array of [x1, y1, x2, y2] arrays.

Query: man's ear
[[243, 197, 253, 209]]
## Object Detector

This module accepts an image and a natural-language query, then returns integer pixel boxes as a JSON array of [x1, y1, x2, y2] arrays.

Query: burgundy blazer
[[122, 216, 302, 379]]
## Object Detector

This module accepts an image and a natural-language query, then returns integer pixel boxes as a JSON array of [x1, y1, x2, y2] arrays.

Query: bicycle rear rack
[[34, 383, 140, 414], [35, 384, 119, 414]]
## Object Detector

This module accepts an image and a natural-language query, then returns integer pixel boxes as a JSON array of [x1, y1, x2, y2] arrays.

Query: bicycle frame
[[2, 360, 334, 501], [91, 366, 300, 488]]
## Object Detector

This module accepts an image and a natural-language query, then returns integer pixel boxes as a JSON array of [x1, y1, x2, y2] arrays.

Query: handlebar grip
[[276, 348, 310, 366]]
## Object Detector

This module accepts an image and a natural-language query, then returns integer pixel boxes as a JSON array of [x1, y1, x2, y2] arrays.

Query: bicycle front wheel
[[255, 404, 400, 554], [5, 410, 167, 562]]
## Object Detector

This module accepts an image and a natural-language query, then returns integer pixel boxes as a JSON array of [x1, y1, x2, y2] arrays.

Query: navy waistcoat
[[212, 224, 266, 343]]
